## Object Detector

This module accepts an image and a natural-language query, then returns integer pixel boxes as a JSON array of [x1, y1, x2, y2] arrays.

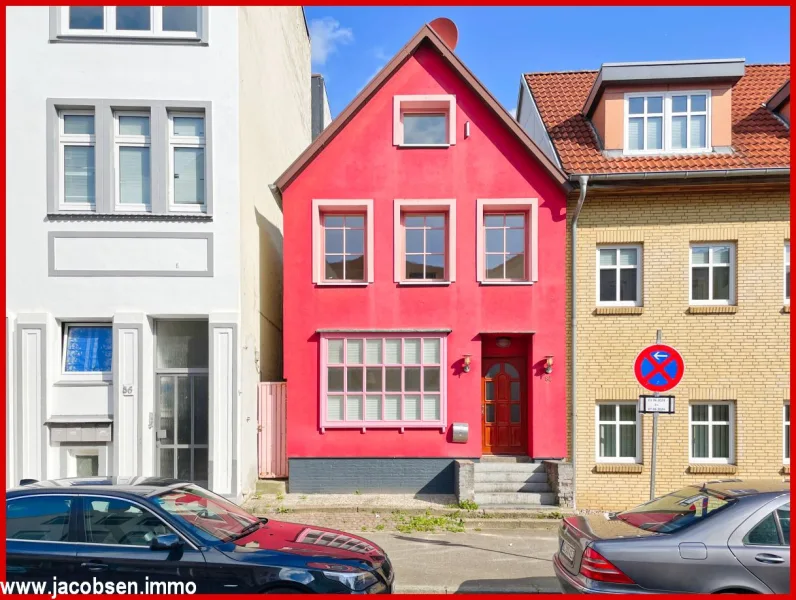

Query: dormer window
[[625, 92, 711, 155], [393, 95, 456, 147]]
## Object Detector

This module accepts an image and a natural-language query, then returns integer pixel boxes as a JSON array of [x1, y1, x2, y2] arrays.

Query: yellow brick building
[[520, 60, 790, 509]]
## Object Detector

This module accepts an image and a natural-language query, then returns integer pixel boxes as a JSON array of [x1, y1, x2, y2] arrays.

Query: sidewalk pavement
[[364, 529, 562, 594]]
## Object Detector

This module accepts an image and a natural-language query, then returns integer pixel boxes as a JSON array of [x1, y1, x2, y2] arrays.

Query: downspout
[[570, 175, 589, 510]]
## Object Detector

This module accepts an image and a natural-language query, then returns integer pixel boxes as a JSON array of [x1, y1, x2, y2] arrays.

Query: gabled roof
[[274, 24, 570, 192], [525, 64, 790, 176]]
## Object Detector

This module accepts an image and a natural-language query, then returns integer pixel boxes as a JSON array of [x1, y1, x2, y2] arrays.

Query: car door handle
[[80, 561, 109, 572], [754, 553, 784, 564]]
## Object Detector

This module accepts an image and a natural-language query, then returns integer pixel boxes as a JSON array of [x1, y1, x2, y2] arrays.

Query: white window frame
[[168, 111, 206, 213], [114, 111, 151, 213], [393, 95, 456, 147], [61, 323, 113, 383], [58, 109, 96, 212], [785, 404, 790, 465], [60, 7, 202, 40], [624, 91, 712, 156], [785, 242, 790, 305], [595, 402, 641, 463], [689, 402, 735, 464], [596, 245, 643, 307], [66, 447, 103, 478], [689, 243, 736, 306]]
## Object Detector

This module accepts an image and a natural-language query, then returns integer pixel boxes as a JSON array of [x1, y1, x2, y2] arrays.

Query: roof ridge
[[525, 69, 597, 76]]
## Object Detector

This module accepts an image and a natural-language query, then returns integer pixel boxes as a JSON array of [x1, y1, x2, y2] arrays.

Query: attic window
[[625, 92, 711, 155], [394, 95, 456, 147]]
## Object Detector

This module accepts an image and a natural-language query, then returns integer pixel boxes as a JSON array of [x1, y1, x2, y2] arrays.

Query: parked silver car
[[553, 479, 790, 594]]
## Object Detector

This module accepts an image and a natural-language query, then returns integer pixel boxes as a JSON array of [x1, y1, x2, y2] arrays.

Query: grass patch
[[276, 506, 291, 514], [535, 510, 564, 520], [354, 490, 362, 495], [394, 509, 465, 534], [299, 495, 307, 501], [457, 499, 479, 511], [275, 491, 285, 501], [375, 524, 385, 531]]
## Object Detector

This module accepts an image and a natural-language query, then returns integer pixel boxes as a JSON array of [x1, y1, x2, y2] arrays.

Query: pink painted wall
[[282, 43, 567, 460]]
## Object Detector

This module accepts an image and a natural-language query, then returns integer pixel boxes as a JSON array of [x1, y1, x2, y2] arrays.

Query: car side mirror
[[150, 533, 183, 551]]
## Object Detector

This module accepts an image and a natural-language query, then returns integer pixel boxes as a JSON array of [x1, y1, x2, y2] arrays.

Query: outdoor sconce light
[[496, 337, 511, 348], [462, 354, 472, 373], [544, 355, 554, 374]]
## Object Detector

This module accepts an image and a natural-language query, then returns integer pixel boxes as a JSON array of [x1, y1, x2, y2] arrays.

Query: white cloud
[[309, 17, 354, 66]]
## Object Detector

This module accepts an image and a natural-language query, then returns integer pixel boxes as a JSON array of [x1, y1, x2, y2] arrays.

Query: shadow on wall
[[256, 206, 284, 382]]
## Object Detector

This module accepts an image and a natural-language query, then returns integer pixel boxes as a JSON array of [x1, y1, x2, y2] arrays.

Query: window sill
[[687, 464, 737, 475], [47, 212, 212, 221], [54, 379, 112, 387], [594, 463, 643, 474], [688, 305, 738, 314], [594, 306, 643, 315], [398, 281, 451, 286], [397, 143, 451, 149], [479, 281, 534, 286], [51, 35, 207, 47], [320, 423, 446, 433], [316, 282, 370, 287]]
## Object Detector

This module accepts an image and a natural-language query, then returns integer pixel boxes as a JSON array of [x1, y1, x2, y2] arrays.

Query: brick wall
[[567, 189, 790, 510]]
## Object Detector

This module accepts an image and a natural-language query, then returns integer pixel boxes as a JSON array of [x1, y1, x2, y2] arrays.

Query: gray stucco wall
[[288, 458, 478, 494]]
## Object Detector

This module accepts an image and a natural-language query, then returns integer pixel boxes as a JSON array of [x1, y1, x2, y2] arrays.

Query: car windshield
[[153, 484, 261, 543], [616, 486, 734, 533]]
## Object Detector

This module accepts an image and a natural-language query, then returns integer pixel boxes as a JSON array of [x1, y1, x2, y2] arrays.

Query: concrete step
[[474, 482, 551, 493], [255, 479, 288, 494], [474, 491, 557, 506], [480, 456, 537, 463], [474, 471, 549, 484], [464, 518, 560, 530], [474, 462, 546, 473]]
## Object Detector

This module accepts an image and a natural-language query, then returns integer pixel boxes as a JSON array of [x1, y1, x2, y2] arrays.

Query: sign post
[[634, 330, 685, 501]]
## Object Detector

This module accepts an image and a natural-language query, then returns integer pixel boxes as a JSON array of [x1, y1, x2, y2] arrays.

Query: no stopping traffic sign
[[634, 344, 685, 393]]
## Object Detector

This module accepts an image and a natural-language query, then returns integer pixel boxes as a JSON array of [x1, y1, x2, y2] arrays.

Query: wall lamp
[[544, 355, 554, 374], [462, 354, 472, 373]]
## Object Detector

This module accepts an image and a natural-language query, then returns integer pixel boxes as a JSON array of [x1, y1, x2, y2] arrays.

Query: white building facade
[[5, 6, 312, 499]]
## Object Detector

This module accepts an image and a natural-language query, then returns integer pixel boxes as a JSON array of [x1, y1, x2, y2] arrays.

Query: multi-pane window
[[323, 215, 365, 282], [402, 113, 447, 145], [691, 244, 735, 305], [596, 403, 639, 462], [169, 113, 206, 210], [403, 214, 447, 281], [785, 404, 790, 464], [321, 335, 445, 428], [626, 92, 710, 154], [62, 324, 113, 374], [597, 246, 641, 305], [60, 111, 96, 209], [785, 242, 790, 304], [62, 7, 202, 38], [115, 112, 151, 210], [690, 403, 733, 463], [484, 214, 527, 281], [627, 95, 663, 152]]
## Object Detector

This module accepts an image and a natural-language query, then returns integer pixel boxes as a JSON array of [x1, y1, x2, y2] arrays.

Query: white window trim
[[59, 7, 202, 40], [168, 111, 207, 213], [393, 95, 456, 147], [596, 245, 643, 307], [623, 91, 712, 156], [595, 402, 641, 463], [689, 243, 736, 306], [689, 402, 735, 464], [58, 109, 96, 212], [61, 323, 113, 384], [394, 200, 457, 284], [785, 242, 790, 305], [114, 111, 152, 213], [784, 404, 790, 465]]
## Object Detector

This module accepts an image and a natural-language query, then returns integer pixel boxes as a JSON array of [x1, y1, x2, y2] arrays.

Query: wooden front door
[[481, 359, 527, 455]]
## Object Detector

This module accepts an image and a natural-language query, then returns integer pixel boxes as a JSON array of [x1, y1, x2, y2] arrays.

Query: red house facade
[[275, 23, 570, 493]]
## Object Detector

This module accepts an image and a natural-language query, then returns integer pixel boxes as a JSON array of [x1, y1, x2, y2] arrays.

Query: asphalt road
[[364, 529, 562, 594]]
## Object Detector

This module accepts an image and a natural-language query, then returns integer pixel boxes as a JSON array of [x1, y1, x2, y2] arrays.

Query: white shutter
[[422, 338, 440, 364], [346, 339, 363, 364], [365, 396, 382, 421], [404, 339, 420, 364], [423, 395, 440, 421], [119, 147, 150, 205], [365, 339, 382, 364], [385, 339, 401, 364], [385, 395, 401, 420], [405, 395, 421, 420], [327, 396, 343, 421]]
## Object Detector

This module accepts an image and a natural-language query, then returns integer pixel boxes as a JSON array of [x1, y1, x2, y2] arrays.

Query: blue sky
[[304, 6, 790, 117]]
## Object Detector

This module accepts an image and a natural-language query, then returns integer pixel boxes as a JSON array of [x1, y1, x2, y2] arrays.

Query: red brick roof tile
[[525, 64, 790, 174]]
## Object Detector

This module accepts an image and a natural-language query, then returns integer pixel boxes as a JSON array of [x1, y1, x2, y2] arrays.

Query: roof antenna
[[429, 17, 458, 51]]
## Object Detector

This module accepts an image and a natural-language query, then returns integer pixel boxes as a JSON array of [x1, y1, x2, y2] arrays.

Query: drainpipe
[[570, 175, 589, 511]]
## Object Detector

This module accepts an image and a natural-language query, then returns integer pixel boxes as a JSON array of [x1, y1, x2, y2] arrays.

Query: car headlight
[[322, 569, 379, 591]]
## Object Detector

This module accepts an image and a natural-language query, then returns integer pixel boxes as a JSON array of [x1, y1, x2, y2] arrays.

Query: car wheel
[[263, 587, 302, 594]]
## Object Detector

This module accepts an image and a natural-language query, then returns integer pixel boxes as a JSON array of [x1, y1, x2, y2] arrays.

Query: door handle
[[754, 553, 784, 564], [80, 561, 109, 572]]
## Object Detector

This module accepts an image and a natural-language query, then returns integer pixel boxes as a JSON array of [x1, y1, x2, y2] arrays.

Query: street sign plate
[[634, 343, 684, 392], [639, 395, 675, 414]]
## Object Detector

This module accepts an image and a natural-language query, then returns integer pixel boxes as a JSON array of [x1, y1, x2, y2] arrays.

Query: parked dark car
[[6, 477, 394, 594], [553, 479, 789, 594]]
